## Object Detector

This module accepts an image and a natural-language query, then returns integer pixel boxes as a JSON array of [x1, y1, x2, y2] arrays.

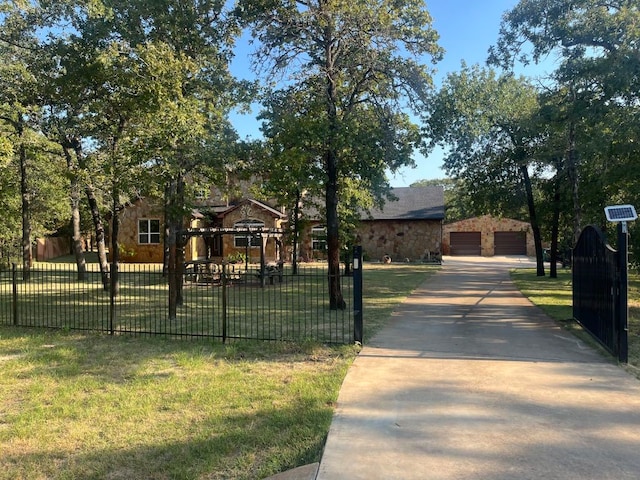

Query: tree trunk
[[85, 184, 110, 290], [326, 148, 345, 310], [72, 140, 109, 289], [62, 146, 86, 281], [549, 166, 562, 279], [166, 177, 186, 319], [19, 137, 31, 281], [109, 118, 126, 301], [163, 184, 170, 277], [110, 190, 120, 298], [324, 22, 345, 310], [519, 164, 545, 276], [70, 179, 86, 280], [292, 189, 301, 275], [175, 177, 185, 307], [567, 120, 581, 246]]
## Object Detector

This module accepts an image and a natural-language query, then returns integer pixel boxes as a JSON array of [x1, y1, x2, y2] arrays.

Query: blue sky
[[229, 0, 554, 187]]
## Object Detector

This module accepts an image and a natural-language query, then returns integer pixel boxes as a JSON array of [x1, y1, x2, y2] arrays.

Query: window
[[234, 219, 264, 248], [311, 225, 327, 251], [138, 219, 161, 244]]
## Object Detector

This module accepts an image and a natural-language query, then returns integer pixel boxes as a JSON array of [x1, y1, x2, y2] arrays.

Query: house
[[443, 215, 534, 256], [113, 185, 445, 264], [356, 186, 444, 262], [299, 186, 445, 262], [115, 196, 287, 264]]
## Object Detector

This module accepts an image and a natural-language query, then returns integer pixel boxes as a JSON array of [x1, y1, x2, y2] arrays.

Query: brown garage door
[[450, 232, 481, 255], [494, 231, 526, 255]]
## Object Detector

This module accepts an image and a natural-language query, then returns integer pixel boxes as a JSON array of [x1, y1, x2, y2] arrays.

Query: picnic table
[[184, 260, 221, 284], [254, 262, 284, 285]]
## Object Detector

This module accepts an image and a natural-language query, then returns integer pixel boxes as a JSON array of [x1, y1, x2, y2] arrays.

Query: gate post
[[353, 246, 363, 345], [12, 263, 18, 325], [618, 222, 629, 363]]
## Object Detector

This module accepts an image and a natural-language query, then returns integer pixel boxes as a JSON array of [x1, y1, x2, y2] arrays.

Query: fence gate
[[572, 225, 627, 362]]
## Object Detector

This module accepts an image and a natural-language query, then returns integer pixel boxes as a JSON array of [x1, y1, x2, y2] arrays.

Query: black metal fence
[[573, 225, 626, 361], [0, 261, 359, 344]]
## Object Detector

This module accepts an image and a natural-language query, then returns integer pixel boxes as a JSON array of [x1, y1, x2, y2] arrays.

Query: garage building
[[443, 215, 534, 257]]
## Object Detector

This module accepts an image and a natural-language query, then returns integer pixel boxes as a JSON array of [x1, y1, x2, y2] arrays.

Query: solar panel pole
[[618, 221, 629, 363], [605, 205, 636, 363]]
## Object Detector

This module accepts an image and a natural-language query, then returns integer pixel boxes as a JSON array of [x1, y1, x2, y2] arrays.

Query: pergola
[[180, 226, 286, 286]]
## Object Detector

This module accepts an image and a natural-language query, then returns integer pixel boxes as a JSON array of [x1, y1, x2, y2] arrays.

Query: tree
[[489, 0, 640, 247], [0, 14, 69, 277], [424, 64, 547, 275], [238, 0, 443, 308], [3, 1, 245, 313]]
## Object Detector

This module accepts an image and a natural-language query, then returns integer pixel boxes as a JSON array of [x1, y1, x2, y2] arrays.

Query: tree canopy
[[238, 0, 443, 307]]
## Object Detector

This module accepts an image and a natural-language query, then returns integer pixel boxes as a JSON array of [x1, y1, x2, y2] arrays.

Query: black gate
[[572, 225, 627, 362]]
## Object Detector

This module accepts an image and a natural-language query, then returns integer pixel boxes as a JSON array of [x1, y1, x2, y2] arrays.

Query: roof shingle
[[362, 186, 444, 220]]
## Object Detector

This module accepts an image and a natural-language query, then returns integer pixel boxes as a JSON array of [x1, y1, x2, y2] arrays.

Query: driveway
[[316, 256, 640, 479]]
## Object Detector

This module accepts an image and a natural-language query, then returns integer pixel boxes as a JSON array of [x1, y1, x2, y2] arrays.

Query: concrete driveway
[[316, 256, 640, 479]]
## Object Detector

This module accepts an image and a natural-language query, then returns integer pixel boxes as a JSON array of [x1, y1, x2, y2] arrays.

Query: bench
[[255, 262, 284, 284]]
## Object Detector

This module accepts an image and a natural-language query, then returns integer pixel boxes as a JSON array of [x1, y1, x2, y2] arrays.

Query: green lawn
[[510, 268, 640, 369], [0, 262, 438, 480]]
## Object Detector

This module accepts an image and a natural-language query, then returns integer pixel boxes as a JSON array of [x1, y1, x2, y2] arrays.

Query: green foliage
[[239, 0, 443, 301], [226, 251, 247, 264], [424, 64, 539, 218], [488, 0, 640, 258], [0, 0, 252, 277]]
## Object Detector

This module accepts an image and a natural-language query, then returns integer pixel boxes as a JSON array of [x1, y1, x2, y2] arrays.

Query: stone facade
[[114, 198, 285, 263], [112, 186, 444, 264], [442, 215, 534, 257], [116, 197, 165, 263], [357, 219, 442, 262], [297, 219, 442, 263], [217, 204, 285, 264]]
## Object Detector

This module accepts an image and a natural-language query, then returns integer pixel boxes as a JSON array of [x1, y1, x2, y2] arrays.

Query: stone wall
[[442, 215, 534, 256], [357, 220, 442, 262], [219, 207, 283, 263], [298, 220, 442, 263], [116, 199, 286, 264], [116, 198, 165, 263]]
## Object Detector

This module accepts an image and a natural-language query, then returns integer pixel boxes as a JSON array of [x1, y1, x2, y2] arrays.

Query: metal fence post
[[353, 245, 363, 344], [109, 263, 116, 335], [222, 262, 228, 344], [12, 263, 18, 326]]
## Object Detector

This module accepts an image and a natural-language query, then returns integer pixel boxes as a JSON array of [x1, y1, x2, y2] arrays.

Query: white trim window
[[234, 219, 264, 248], [311, 225, 327, 252], [138, 219, 161, 244]]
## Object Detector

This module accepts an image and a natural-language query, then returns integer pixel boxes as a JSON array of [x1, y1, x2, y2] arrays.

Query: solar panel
[[604, 205, 638, 222]]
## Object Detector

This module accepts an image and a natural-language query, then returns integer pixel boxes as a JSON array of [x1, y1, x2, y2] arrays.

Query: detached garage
[[450, 232, 481, 255], [494, 231, 527, 255], [443, 215, 534, 257]]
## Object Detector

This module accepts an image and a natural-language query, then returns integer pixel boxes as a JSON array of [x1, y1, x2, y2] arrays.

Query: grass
[[510, 268, 640, 370], [0, 262, 438, 480], [0, 262, 357, 343]]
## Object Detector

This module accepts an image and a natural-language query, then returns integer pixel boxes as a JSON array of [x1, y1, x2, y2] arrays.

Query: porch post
[[260, 234, 267, 288]]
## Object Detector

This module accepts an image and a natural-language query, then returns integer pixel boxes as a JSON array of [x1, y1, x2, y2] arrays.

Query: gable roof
[[218, 198, 287, 219], [363, 186, 444, 221]]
